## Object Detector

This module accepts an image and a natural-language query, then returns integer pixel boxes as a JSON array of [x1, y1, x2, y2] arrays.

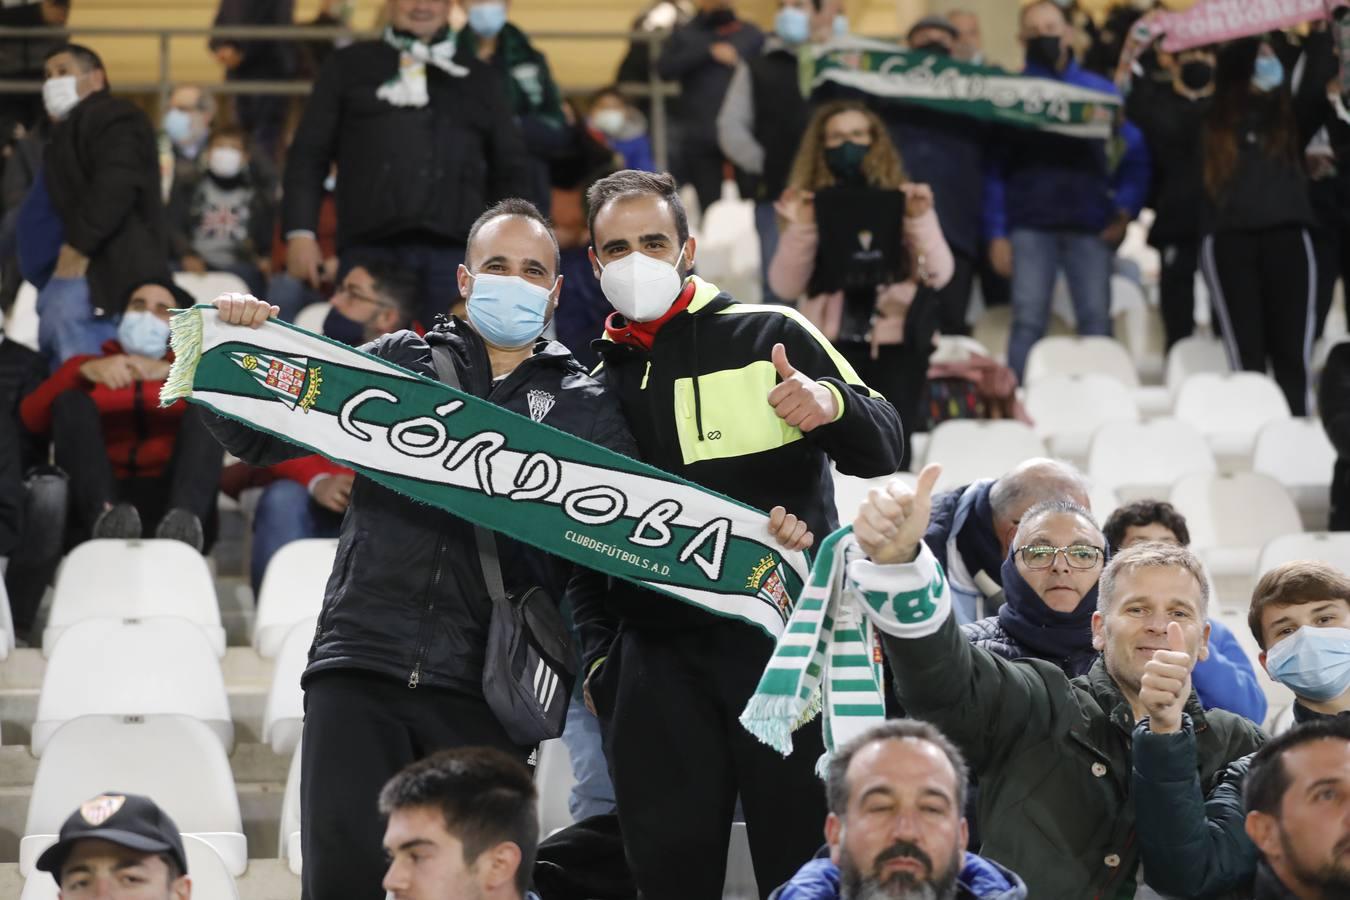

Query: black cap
[[36, 792, 188, 883], [907, 14, 958, 41], [125, 275, 197, 310]]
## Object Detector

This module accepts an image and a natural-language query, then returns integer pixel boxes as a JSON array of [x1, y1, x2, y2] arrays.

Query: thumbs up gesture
[[768, 343, 839, 433], [1138, 621, 1195, 735], [854, 464, 942, 566]]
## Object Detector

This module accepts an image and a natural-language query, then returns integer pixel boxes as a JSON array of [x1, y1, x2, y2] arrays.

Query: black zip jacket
[[577, 278, 903, 666], [1126, 77, 1211, 248], [205, 321, 637, 695], [281, 36, 530, 249], [1323, 343, 1350, 530]]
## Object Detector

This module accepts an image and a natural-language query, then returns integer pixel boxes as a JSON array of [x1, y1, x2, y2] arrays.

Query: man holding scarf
[[579, 168, 904, 900], [282, 0, 529, 326], [208, 199, 636, 900]]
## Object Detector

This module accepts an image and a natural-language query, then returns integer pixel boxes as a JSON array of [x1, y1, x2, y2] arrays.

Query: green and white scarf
[[161, 308, 810, 637], [377, 26, 467, 107], [813, 36, 1121, 139], [741, 534, 950, 772]]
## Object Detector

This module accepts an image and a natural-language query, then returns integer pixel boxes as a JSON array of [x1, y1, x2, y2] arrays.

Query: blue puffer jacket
[[983, 60, 1151, 237], [771, 851, 1028, 900]]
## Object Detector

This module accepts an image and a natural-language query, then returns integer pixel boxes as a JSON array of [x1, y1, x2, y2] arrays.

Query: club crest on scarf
[[230, 351, 323, 412], [80, 794, 126, 826]]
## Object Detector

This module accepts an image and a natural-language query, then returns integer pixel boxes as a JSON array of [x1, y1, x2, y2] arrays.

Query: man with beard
[[1243, 717, 1350, 899], [774, 720, 1027, 900]]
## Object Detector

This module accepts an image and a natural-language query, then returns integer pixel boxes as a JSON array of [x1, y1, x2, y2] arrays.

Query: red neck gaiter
[[603, 282, 696, 351]]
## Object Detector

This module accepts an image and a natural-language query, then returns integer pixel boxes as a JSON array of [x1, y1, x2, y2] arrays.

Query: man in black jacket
[[38, 44, 170, 367], [282, 0, 530, 328], [579, 169, 903, 900], [210, 199, 636, 900], [1324, 340, 1350, 531], [657, 0, 764, 213]]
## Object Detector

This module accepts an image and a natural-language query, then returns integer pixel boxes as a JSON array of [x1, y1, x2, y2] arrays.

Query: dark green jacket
[[882, 598, 1266, 899], [456, 23, 565, 130], [1132, 723, 1258, 899]]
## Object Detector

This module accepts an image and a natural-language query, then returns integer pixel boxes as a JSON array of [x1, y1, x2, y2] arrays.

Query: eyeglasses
[[335, 283, 392, 309], [1015, 544, 1104, 570]]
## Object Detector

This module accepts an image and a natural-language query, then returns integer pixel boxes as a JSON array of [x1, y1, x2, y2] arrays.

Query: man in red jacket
[[20, 277, 222, 550]]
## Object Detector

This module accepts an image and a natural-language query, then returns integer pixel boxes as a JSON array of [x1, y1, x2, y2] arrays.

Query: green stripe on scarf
[[162, 308, 810, 638], [813, 36, 1121, 139]]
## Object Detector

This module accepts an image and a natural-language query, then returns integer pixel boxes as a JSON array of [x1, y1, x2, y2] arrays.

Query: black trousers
[[300, 669, 532, 900], [1312, 220, 1350, 340], [1201, 227, 1316, 415], [1157, 239, 1200, 350], [837, 291, 940, 472], [593, 622, 828, 900], [50, 392, 223, 537], [934, 252, 977, 337]]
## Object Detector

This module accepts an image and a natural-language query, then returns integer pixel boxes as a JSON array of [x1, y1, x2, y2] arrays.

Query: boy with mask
[[19, 277, 220, 550], [579, 169, 903, 900], [207, 197, 817, 900], [169, 125, 275, 296]]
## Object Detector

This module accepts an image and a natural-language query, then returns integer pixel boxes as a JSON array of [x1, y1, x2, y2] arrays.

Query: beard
[[1281, 829, 1350, 897], [839, 840, 961, 900]]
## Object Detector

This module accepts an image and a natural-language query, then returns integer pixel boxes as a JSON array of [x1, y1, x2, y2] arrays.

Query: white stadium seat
[[1088, 419, 1216, 502], [8, 281, 39, 351], [1088, 483, 1120, 523], [262, 618, 315, 756], [1023, 336, 1140, 388], [1173, 372, 1291, 465], [724, 822, 758, 900], [1258, 532, 1350, 576], [280, 742, 303, 876], [1252, 418, 1337, 530], [1170, 472, 1303, 605], [536, 738, 577, 838], [1165, 336, 1230, 394], [44, 540, 223, 657], [1023, 373, 1139, 465], [293, 301, 331, 334], [34, 618, 233, 756], [0, 575, 14, 662], [832, 468, 915, 527], [923, 420, 1047, 494], [253, 538, 337, 658], [171, 271, 250, 305], [20, 834, 240, 900], [22, 715, 247, 877]]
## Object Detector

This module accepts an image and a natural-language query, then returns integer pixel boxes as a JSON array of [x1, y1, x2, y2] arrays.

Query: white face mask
[[43, 75, 81, 121], [598, 247, 686, 323], [591, 108, 626, 136], [208, 146, 245, 179]]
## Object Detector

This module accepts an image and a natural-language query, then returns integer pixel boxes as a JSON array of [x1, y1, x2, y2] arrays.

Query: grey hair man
[[922, 457, 1092, 621]]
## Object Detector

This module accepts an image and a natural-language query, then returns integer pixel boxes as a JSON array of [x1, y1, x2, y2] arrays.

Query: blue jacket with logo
[[771, 852, 1028, 900]]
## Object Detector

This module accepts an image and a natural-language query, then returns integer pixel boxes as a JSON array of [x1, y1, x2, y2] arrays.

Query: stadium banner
[[812, 36, 1121, 139], [160, 306, 809, 639]]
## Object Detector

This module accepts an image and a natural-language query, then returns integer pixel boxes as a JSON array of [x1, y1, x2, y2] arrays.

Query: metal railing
[[0, 24, 680, 169]]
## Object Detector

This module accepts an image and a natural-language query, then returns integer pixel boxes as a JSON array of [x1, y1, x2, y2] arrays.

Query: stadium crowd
[[4, 0, 1350, 899]]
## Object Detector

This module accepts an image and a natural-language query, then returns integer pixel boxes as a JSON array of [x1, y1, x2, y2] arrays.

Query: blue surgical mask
[[162, 108, 193, 145], [775, 7, 810, 45], [1253, 54, 1285, 93], [1267, 625, 1350, 702], [833, 13, 849, 37], [322, 305, 372, 346], [466, 272, 553, 349], [117, 311, 171, 360], [467, 2, 507, 39]]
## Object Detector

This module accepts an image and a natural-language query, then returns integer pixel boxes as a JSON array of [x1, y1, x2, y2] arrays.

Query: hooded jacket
[[770, 851, 1028, 900], [204, 321, 637, 695], [581, 276, 903, 665], [923, 480, 1006, 622]]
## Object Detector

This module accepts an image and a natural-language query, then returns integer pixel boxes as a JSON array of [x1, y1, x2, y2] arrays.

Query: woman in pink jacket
[[769, 100, 954, 468]]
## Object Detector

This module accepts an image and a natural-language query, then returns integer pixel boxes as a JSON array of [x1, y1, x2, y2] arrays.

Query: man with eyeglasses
[[246, 260, 420, 598], [847, 466, 1264, 897]]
